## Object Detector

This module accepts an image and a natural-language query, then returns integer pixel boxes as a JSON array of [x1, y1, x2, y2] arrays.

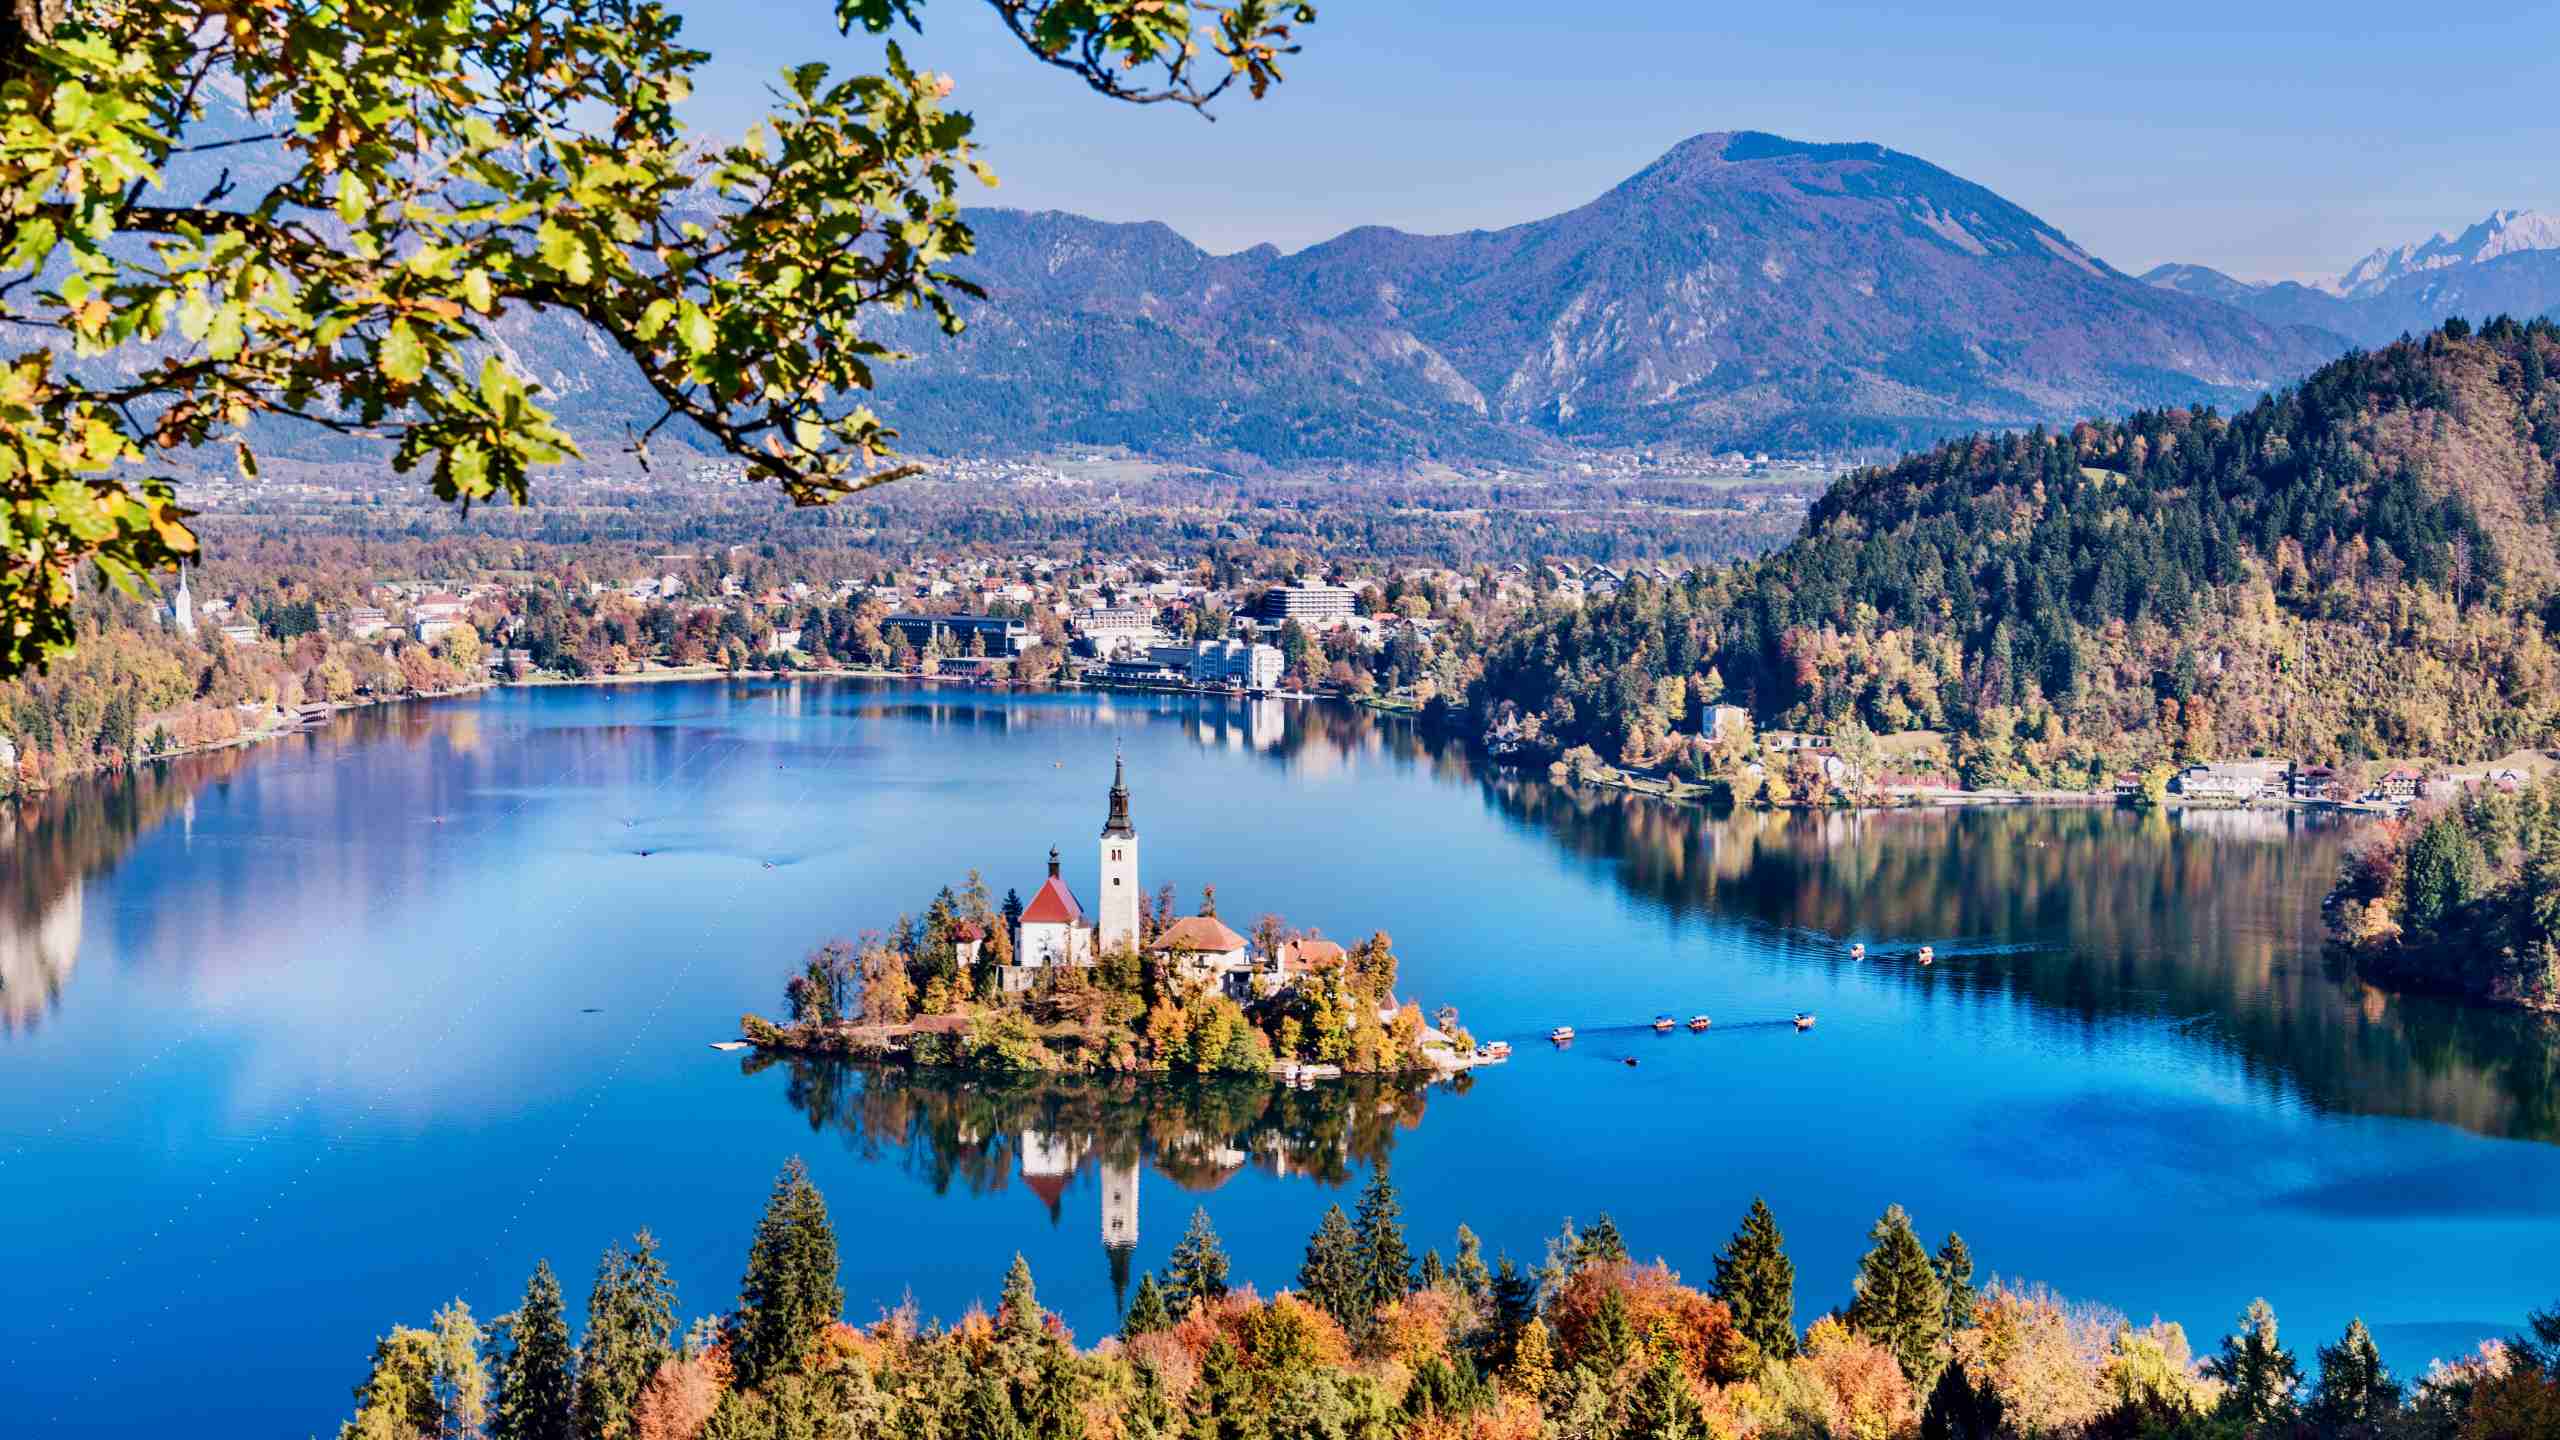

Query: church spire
[[1102, 750, 1135, 838]]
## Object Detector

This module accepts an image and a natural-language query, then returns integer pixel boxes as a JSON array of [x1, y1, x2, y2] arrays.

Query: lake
[[6, 680, 2559, 1436]]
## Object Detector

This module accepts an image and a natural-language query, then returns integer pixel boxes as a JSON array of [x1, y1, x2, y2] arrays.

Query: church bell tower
[[1098, 753, 1139, 954]]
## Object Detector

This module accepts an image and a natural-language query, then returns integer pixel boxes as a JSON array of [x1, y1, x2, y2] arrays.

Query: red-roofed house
[[1015, 848, 1095, 977], [1152, 913, 1251, 995]]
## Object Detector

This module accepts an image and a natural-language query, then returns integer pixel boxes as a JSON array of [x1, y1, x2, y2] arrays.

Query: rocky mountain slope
[[2141, 209, 2560, 349], [871, 132, 2342, 465]]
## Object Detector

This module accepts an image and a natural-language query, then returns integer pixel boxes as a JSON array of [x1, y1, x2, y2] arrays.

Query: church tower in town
[[1097, 753, 1140, 955]]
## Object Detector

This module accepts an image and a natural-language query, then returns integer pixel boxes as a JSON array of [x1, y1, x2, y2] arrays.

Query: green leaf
[[381, 320, 428, 384], [675, 301, 714, 355]]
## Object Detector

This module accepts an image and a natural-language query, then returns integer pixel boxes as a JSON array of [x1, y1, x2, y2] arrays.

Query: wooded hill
[[1472, 318, 2560, 786]]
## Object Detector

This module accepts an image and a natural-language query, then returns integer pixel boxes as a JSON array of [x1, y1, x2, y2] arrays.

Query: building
[[1704, 705, 1751, 744], [769, 628, 802, 654], [884, 612, 1030, 657], [1098, 757, 1140, 954], [1254, 578, 1358, 626], [1151, 913, 1252, 996], [1074, 606, 1162, 658], [412, 593, 467, 622], [2288, 764, 2339, 802], [2172, 764, 2262, 802], [1149, 639, 1283, 692], [215, 623, 260, 646], [1761, 731, 1834, 753], [413, 617, 461, 643], [345, 607, 390, 639], [1012, 848, 1095, 982], [168, 568, 196, 638], [2378, 768, 2425, 801]]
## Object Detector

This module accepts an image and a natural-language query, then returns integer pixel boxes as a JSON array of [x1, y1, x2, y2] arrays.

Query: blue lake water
[[5, 680, 2559, 1436]]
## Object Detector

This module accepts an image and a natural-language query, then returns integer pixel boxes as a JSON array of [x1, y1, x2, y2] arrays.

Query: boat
[[1652, 1014, 1677, 1032], [1622, 1056, 1639, 1067], [1793, 1013, 1817, 1030], [1549, 1026, 1576, 1043], [1687, 1015, 1712, 1031], [1918, 945, 1935, 966], [1850, 943, 1865, 960], [1482, 1041, 1512, 1059]]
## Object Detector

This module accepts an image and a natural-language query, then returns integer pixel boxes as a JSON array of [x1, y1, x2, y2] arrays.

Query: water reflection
[[742, 1053, 1453, 1303], [1, 748, 245, 1033], [1471, 780, 2560, 1144]]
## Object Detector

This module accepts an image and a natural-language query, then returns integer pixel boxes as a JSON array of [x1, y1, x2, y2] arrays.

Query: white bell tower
[[1098, 752, 1139, 954]]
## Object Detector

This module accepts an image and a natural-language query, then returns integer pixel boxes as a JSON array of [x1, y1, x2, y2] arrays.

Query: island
[[739, 758, 1495, 1078]]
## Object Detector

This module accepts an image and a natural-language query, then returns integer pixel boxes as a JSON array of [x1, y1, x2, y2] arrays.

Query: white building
[[1151, 639, 1282, 691], [1098, 756, 1140, 954], [1013, 848, 1096, 978]]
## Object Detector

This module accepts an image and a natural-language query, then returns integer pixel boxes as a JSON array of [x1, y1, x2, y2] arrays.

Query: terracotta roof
[[1024, 1170, 1069, 1215], [1150, 915, 1247, 954], [1285, 938, 1346, 967], [1020, 874, 1085, 926]]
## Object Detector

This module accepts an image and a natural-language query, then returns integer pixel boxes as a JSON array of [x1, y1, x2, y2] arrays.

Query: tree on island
[[1121, 1273, 1171, 1339], [731, 1158, 843, 1391], [2310, 1317, 2401, 1435], [1933, 1232, 1977, 1334]]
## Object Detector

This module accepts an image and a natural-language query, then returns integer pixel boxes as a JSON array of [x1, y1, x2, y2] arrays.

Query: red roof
[[1020, 874, 1085, 926], [1151, 915, 1247, 954], [1285, 938, 1346, 968], [1024, 1170, 1069, 1215]]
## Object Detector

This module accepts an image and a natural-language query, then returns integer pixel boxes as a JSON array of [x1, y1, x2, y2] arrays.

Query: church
[[1003, 756, 1143, 991]]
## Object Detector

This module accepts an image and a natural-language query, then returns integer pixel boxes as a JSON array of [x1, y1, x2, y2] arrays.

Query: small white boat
[[1793, 1013, 1817, 1030], [1549, 1026, 1576, 1044], [1652, 1014, 1677, 1033], [1687, 1015, 1712, 1032], [1918, 946, 1935, 966], [1850, 943, 1865, 960]]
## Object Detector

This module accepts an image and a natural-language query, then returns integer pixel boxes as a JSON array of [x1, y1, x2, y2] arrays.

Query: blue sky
[[672, 1, 2559, 283]]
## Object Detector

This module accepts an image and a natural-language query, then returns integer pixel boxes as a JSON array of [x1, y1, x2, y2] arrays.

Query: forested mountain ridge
[[1472, 319, 2560, 787], [864, 132, 2343, 464]]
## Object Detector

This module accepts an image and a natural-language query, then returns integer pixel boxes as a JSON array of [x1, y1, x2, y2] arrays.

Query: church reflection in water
[[738, 1052, 1458, 1307]]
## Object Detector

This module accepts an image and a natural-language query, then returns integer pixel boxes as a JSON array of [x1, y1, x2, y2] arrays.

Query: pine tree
[[1452, 1226, 1492, 1302], [1165, 1209, 1231, 1315], [962, 1371, 1028, 1440], [1126, 1265, 1172, 1332], [2205, 1298, 2303, 1428], [1710, 1198, 1797, 1369], [1933, 1232, 1977, 1334], [1352, 1163, 1411, 1314], [1419, 1249, 1446, 1290], [1504, 1317, 1557, 1400], [1920, 1358, 2007, 1440], [1490, 1258, 1538, 1364], [1296, 1205, 1364, 1331], [1576, 1214, 1628, 1268], [1185, 1339, 1264, 1440], [577, 1232, 676, 1440], [1627, 1353, 1699, 1439], [2311, 1317, 2400, 1434], [999, 1253, 1044, 1340], [1586, 1287, 1635, 1373], [1122, 1273, 1171, 1339], [732, 1157, 844, 1391], [1025, 1343, 1088, 1440], [492, 1260, 576, 1440], [1845, 1204, 1946, 1385]]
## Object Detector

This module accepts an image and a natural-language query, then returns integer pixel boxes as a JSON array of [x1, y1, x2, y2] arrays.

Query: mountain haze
[[2142, 209, 2560, 349], [871, 132, 2342, 464]]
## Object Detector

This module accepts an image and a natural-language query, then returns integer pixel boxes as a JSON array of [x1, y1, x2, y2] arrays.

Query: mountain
[[2338, 209, 2560, 297], [2141, 210, 2560, 349], [867, 132, 2343, 465], [1470, 318, 2560, 781]]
